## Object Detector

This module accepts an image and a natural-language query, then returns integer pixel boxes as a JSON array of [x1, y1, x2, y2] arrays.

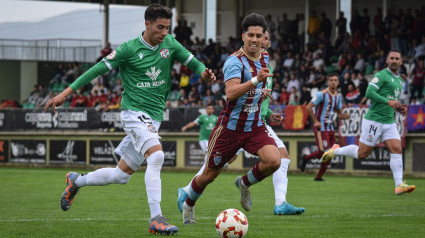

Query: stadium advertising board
[[89, 140, 121, 165], [162, 141, 176, 167], [185, 141, 205, 166], [0, 140, 8, 163], [297, 141, 345, 170], [339, 105, 407, 148], [50, 140, 86, 165], [10, 140, 46, 164], [353, 147, 404, 170], [19, 109, 96, 130], [412, 143, 425, 172], [243, 142, 289, 168]]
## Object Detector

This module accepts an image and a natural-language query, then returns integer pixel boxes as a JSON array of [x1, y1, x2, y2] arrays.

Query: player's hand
[[181, 126, 186, 132], [201, 68, 216, 82], [227, 155, 238, 164], [257, 68, 273, 82], [44, 93, 66, 114], [314, 121, 321, 129], [396, 104, 408, 115], [388, 100, 401, 111], [262, 89, 272, 100], [270, 113, 283, 124]]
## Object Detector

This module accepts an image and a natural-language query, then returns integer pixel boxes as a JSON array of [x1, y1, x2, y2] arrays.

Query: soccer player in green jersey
[[322, 49, 415, 195], [45, 3, 215, 235]]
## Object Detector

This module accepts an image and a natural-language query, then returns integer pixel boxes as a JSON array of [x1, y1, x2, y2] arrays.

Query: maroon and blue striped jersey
[[218, 48, 269, 132], [311, 89, 342, 132]]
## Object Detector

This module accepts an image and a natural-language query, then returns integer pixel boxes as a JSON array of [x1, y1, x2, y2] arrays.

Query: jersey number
[[369, 125, 377, 135], [138, 115, 153, 125]]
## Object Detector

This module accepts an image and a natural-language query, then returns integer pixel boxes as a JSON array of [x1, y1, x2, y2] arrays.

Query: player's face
[[242, 26, 265, 57], [206, 106, 214, 115], [261, 31, 270, 50], [328, 76, 339, 89], [145, 18, 171, 46], [386, 52, 402, 72]]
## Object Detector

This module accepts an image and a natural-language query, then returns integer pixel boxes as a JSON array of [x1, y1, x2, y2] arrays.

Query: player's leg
[[177, 140, 209, 212], [300, 129, 324, 171], [183, 126, 236, 224], [382, 124, 415, 195], [315, 131, 334, 181], [60, 137, 136, 211]]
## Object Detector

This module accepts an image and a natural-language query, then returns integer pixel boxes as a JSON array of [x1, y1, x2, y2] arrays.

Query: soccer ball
[[215, 208, 248, 238]]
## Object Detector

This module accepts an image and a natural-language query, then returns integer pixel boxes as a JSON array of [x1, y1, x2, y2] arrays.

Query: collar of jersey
[[385, 67, 399, 78], [139, 32, 160, 51]]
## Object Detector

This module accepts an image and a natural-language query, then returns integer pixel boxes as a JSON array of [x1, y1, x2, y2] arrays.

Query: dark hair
[[328, 72, 339, 78], [387, 49, 402, 57], [206, 104, 214, 107], [241, 13, 268, 33], [145, 3, 172, 22]]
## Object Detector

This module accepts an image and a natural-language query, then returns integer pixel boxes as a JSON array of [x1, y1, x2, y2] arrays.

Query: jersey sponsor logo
[[106, 50, 116, 59], [160, 49, 169, 58], [138, 53, 143, 60], [243, 104, 259, 113], [145, 66, 162, 81], [249, 68, 254, 73], [394, 88, 400, 98], [372, 77, 379, 83]]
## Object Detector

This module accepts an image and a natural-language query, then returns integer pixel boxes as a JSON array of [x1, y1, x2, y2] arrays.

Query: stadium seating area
[[15, 7, 425, 110]]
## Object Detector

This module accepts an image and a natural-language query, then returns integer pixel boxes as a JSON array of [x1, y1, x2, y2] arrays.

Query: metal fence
[[0, 39, 102, 62]]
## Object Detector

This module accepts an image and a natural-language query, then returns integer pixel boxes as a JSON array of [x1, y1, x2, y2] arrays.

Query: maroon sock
[[315, 160, 331, 179], [241, 162, 267, 187], [304, 150, 324, 161], [185, 177, 205, 206]]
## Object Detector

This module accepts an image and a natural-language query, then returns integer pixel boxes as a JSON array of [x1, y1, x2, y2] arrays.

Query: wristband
[[250, 76, 259, 86]]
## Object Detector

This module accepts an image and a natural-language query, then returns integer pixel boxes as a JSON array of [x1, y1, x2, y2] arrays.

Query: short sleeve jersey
[[218, 48, 269, 132], [311, 90, 342, 131], [260, 65, 273, 124], [195, 114, 218, 140], [365, 68, 403, 124], [70, 34, 204, 122]]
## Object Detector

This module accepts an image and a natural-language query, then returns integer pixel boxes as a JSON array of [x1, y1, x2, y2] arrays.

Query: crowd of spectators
[[10, 6, 425, 111]]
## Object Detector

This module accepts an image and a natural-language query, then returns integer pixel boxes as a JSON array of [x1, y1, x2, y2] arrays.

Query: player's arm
[[173, 37, 215, 82], [182, 121, 197, 132], [226, 68, 272, 101], [366, 76, 400, 110], [45, 44, 128, 113], [306, 102, 321, 128], [336, 109, 350, 119]]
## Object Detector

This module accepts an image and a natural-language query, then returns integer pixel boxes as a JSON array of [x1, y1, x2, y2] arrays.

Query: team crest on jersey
[[160, 49, 169, 59], [139, 53, 144, 60], [147, 124, 157, 133], [213, 152, 222, 165], [367, 135, 374, 142], [372, 77, 379, 83], [391, 78, 394, 82], [323, 140, 328, 148], [106, 50, 116, 59]]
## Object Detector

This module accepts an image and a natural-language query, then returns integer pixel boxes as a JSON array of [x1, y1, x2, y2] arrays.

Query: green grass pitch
[[0, 167, 424, 237]]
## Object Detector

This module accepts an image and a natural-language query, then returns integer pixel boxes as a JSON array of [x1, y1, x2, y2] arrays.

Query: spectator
[[299, 85, 311, 105], [307, 11, 320, 37], [278, 13, 290, 38], [354, 53, 366, 73], [336, 11, 347, 34], [287, 73, 300, 92], [319, 12, 332, 38], [188, 86, 200, 106], [340, 72, 355, 99], [282, 52, 294, 72], [279, 87, 290, 105], [358, 73, 369, 104], [179, 71, 190, 93], [97, 42, 113, 62], [202, 89, 214, 106], [410, 60, 425, 101], [289, 86, 300, 105], [345, 84, 360, 105], [266, 14, 276, 34], [70, 91, 88, 107], [361, 8, 370, 34]]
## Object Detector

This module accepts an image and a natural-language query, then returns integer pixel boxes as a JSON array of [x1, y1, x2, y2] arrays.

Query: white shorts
[[115, 110, 161, 171], [359, 118, 400, 146], [235, 124, 285, 156], [199, 140, 208, 153]]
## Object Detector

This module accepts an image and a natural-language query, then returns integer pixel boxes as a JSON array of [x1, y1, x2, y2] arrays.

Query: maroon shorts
[[207, 125, 277, 168], [314, 129, 336, 152]]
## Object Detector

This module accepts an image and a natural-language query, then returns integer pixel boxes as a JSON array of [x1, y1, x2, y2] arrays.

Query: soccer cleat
[[314, 177, 325, 182], [235, 176, 252, 211], [299, 158, 307, 172], [148, 215, 179, 235], [60, 172, 80, 211], [274, 201, 305, 215], [177, 187, 188, 213], [321, 144, 340, 163], [182, 202, 196, 224], [395, 181, 416, 195]]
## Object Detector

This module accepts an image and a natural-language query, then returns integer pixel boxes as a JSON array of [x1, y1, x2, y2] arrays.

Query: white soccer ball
[[215, 208, 248, 238]]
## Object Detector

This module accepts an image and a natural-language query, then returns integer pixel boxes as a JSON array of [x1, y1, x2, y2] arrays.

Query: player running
[[298, 72, 350, 181], [182, 13, 282, 224], [45, 4, 215, 235], [321, 49, 415, 195]]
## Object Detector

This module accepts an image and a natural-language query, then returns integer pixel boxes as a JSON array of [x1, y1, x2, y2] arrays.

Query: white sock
[[75, 166, 131, 187], [273, 158, 290, 205], [390, 153, 403, 187], [184, 164, 206, 193], [145, 151, 164, 218], [334, 145, 359, 159]]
